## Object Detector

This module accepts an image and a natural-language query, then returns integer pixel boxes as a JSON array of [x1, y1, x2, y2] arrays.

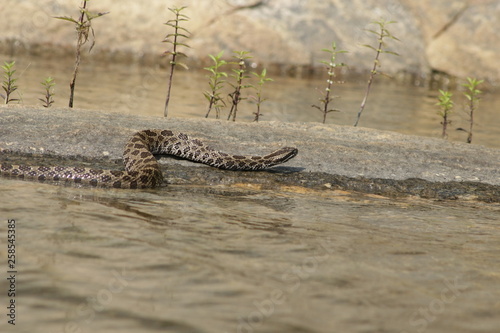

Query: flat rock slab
[[1, 105, 499, 201]]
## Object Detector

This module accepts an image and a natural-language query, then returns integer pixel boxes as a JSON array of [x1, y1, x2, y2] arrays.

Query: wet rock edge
[[0, 106, 498, 203], [1, 151, 498, 203]]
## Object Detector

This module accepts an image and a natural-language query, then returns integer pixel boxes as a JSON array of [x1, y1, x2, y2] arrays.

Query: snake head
[[264, 147, 298, 166]]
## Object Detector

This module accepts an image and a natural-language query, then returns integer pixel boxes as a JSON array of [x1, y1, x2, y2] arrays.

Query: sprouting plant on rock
[[457, 77, 483, 144], [55, 0, 109, 108], [312, 42, 347, 124], [39, 77, 56, 108], [2, 61, 19, 104], [227, 51, 253, 122], [162, 6, 190, 117], [354, 19, 399, 127], [436, 90, 453, 139], [251, 68, 273, 122], [204, 51, 227, 119]]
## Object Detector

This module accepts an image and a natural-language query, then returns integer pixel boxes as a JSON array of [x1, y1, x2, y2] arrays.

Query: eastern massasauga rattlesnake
[[0, 129, 298, 189]]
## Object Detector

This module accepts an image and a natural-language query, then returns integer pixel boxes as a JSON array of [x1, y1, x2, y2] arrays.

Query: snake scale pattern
[[0, 129, 298, 189]]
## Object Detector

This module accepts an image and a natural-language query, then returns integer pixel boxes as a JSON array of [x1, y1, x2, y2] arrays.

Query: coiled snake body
[[0, 129, 298, 189]]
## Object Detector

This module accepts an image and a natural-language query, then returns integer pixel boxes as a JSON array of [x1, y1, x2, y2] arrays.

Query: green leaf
[[173, 42, 191, 48], [175, 51, 188, 58], [175, 32, 190, 39], [175, 25, 191, 33], [85, 11, 109, 21], [383, 50, 400, 56], [362, 44, 378, 52], [389, 35, 401, 42], [164, 33, 178, 39], [207, 54, 217, 62], [366, 29, 381, 36], [54, 16, 79, 24], [169, 6, 189, 13]]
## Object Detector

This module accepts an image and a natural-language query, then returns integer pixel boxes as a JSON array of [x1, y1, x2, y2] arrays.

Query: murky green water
[[4, 54, 500, 148], [0, 178, 499, 333]]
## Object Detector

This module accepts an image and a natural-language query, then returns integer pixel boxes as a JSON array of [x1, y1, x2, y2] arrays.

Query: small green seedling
[[251, 68, 273, 122], [354, 19, 399, 127], [457, 77, 483, 144], [162, 6, 190, 117], [312, 42, 347, 124], [436, 89, 453, 139], [55, 0, 108, 108], [39, 77, 56, 108], [204, 51, 227, 119], [2, 61, 19, 104]]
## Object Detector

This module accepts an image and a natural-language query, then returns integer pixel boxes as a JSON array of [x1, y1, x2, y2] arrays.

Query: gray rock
[[0, 0, 498, 81], [1, 105, 498, 201], [407, 0, 500, 82]]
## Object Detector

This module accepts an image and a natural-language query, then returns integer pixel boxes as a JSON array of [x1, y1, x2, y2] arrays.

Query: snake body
[[0, 129, 298, 189]]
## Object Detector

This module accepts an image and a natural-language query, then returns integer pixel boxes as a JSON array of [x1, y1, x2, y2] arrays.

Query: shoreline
[[1, 105, 498, 202]]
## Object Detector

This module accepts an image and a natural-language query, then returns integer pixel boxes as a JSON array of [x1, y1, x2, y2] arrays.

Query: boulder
[[0, 0, 498, 81]]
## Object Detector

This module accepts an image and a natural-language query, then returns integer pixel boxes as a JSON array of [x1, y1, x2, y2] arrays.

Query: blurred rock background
[[1, 0, 499, 82]]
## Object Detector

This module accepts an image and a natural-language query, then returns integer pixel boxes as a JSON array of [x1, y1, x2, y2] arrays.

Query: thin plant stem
[[459, 77, 483, 144], [467, 99, 474, 144], [227, 71, 243, 122], [164, 57, 175, 117], [227, 51, 252, 122], [354, 19, 399, 127], [251, 68, 272, 122], [2, 61, 19, 104], [311, 42, 347, 124], [68, 0, 87, 108], [163, 6, 190, 117], [436, 89, 453, 139], [56, 0, 108, 108], [456, 78, 483, 144], [204, 51, 227, 119], [39, 77, 56, 108], [354, 48, 380, 127]]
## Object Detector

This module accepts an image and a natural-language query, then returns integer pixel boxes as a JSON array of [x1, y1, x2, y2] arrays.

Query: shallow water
[[4, 54, 500, 148], [1, 55, 500, 333], [0, 178, 499, 333]]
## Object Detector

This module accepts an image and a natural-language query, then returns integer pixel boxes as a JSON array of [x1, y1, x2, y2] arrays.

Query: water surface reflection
[[1, 178, 499, 332], [7, 54, 500, 148]]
